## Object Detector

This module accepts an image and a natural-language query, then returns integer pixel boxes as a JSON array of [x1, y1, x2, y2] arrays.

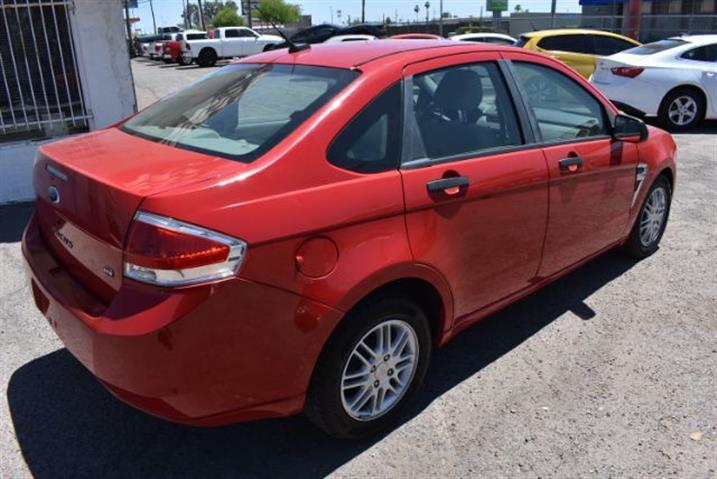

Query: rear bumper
[[22, 214, 342, 425], [590, 77, 661, 116]]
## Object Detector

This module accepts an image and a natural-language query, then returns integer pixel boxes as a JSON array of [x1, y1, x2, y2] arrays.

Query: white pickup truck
[[182, 27, 283, 67]]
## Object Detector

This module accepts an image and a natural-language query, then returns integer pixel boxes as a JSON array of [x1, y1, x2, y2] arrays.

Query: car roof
[[244, 39, 520, 69], [668, 34, 717, 45], [521, 28, 635, 40]]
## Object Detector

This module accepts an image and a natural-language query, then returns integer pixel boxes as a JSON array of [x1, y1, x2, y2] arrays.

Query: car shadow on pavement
[[0, 202, 33, 243], [7, 249, 637, 478]]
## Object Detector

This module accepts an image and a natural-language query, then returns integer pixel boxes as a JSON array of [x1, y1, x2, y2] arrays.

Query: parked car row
[[140, 24, 716, 130]]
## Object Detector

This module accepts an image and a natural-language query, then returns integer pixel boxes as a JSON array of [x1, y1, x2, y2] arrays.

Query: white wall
[[0, 0, 136, 204]]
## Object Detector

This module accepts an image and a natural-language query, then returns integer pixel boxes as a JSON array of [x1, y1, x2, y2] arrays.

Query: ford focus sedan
[[23, 40, 676, 439]]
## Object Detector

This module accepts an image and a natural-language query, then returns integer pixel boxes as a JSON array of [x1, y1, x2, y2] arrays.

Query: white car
[[450, 33, 517, 46], [182, 27, 283, 67], [324, 34, 376, 43], [591, 34, 717, 130]]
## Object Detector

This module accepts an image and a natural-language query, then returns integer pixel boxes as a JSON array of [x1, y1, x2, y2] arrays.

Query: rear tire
[[197, 48, 217, 68], [658, 87, 705, 131], [305, 295, 432, 439], [177, 55, 186, 66], [624, 175, 672, 259]]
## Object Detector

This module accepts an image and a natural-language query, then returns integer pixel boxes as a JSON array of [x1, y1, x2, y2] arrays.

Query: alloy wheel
[[639, 186, 667, 247], [340, 320, 419, 421], [668, 95, 697, 126]]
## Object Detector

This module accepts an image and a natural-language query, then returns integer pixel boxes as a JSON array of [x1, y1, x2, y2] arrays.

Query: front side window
[[592, 35, 637, 56], [123, 64, 359, 162], [682, 44, 717, 62], [327, 84, 402, 173], [513, 62, 607, 142], [410, 62, 523, 160], [538, 35, 591, 54]]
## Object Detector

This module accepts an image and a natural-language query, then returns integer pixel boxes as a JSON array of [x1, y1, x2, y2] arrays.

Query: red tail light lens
[[126, 221, 230, 270], [124, 212, 246, 287], [611, 67, 644, 78]]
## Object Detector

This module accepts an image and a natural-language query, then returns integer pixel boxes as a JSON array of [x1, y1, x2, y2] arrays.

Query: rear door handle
[[558, 156, 583, 173], [426, 176, 470, 196]]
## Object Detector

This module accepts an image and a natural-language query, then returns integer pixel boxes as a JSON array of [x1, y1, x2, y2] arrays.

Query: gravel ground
[[0, 59, 715, 478]]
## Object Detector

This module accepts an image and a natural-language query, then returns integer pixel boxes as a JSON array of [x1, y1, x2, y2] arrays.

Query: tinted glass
[[187, 33, 208, 40], [514, 62, 606, 142], [123, 64, 359, 162], [592, 35, 636, 56], [328, 84, 402, 173], [516, 36, 529, 47], [224, 29, 240, 38], [538, 35, 591, 53], [625, 38, 687, 55], [411, 62, 522, 159], [682, 44, 717, 62]]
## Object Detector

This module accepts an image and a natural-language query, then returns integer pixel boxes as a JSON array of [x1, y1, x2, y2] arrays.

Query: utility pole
[[182, 0, 188, 29], [149, 0, 157, 33], [247, 0, 253, 29], [330, 6, 334, 24], [123, 0, 134, 56], [361, 0, 365, 23], [438, 0, 443, 36], [197, 0, 206, 31], [550, 0, 557, 28]]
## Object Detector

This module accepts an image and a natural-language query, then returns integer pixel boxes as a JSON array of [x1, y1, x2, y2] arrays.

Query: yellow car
[[517, 29, 641, 79]]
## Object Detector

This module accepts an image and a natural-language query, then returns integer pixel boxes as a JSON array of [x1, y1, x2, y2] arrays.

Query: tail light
[[124, 211, 247, 287], [611, 67, 644, 78]]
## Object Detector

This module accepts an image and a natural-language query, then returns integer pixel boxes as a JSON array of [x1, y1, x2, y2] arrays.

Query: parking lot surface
[[1, 58, 715, 478]]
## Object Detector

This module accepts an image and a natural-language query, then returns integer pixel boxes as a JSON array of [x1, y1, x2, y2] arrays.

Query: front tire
[[658, 87, 705, 131], [305, 296, 432, 439], [624, 175, 672, 259]]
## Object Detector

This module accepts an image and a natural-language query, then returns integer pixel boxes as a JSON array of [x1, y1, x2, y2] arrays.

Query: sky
[[131, 0, 583, 34]]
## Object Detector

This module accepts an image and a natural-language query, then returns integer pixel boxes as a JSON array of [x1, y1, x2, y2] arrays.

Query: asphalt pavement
[[0, 58, 715, 478]]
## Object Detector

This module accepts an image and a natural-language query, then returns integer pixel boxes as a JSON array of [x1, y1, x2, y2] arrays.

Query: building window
[[0, 0, 89, 144]]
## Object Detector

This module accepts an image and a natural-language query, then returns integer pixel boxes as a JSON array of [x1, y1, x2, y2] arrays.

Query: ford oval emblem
[[48, 186, 60, 204]]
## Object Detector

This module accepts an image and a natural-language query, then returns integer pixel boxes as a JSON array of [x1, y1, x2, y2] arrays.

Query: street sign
[[486, 0, 508, 11], [241, 0, 260, 14]]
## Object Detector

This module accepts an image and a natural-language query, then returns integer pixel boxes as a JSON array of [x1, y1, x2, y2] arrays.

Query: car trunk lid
[[33, 127, 243, 303]]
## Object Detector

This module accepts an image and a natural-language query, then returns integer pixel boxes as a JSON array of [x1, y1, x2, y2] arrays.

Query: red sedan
[[23, 40, 676, 439]]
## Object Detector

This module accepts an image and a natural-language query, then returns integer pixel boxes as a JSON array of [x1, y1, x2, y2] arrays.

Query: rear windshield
[[122, 64, 359, 162], [624, 38, 687, 55]]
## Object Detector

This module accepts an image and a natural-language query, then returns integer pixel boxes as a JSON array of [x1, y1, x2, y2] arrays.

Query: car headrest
[[434, 69, 483, 112]]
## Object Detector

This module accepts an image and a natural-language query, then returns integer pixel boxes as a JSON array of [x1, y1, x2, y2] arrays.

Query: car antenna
[[255, 7, 310, 53]]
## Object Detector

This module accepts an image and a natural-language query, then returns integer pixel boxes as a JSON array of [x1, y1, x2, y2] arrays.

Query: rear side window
[[515, 36, 530, 47], [592, 35, 636, 56], [327, 83, 402, 173], [410, 62, 523, 160], [538, 35, 591, 54], [122, 64, 359, 162], [682, 44, 717, 62], [187, 33, 208, 40], [224, 29, 240, 38], [513, 62, 607, 142]]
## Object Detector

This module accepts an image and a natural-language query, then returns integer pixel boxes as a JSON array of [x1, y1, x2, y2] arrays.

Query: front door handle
[[426, 176, 470, 196], [558, 156, 583, 173]]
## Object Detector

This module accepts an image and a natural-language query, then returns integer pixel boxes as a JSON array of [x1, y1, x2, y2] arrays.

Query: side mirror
[[612, 113, 648, 143]]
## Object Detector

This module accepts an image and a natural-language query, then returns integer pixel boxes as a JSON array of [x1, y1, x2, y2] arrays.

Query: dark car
[[291, 24, 342, 44], [340, 23, 387, 38]]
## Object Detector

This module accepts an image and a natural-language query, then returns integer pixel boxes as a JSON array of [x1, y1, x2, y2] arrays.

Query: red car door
[[399, 53, 549, 321], [506, 54, 640, 277]]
